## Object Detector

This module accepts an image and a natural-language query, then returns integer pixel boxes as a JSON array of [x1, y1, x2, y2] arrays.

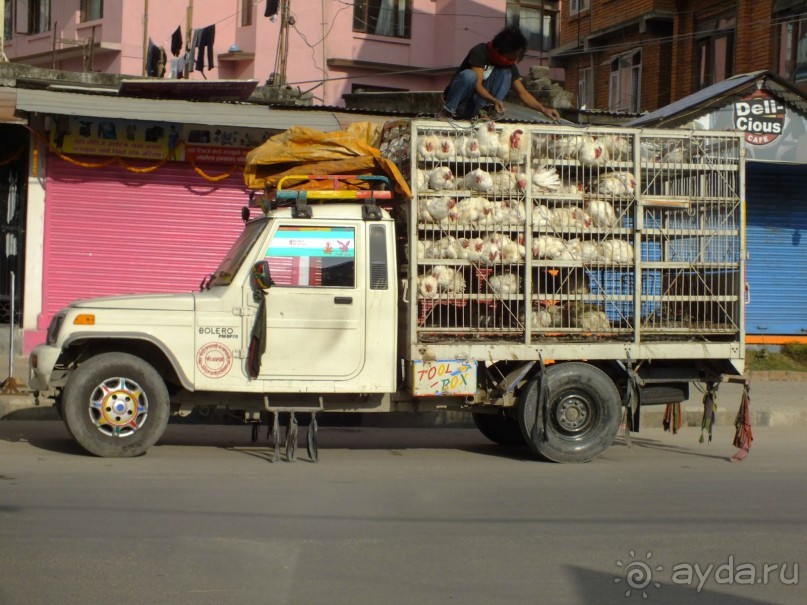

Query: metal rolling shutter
[[745, 162, 807, 336], [41, 157, 250, 329]]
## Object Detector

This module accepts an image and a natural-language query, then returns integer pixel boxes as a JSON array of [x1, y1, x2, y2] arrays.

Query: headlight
[[47, 313, 65, 345]]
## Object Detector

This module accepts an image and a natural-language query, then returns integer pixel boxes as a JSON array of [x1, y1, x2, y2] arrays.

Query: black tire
[[516, 362, 621, 463], [472, 412, 526, 446], [61, 353, 170, 457]]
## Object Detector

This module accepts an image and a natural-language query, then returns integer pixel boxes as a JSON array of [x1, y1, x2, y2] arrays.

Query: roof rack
[[259, 174, 392, 220]]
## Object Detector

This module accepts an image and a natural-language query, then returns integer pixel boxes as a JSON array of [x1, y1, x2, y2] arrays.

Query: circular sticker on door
[[196, 342, 233, 378]]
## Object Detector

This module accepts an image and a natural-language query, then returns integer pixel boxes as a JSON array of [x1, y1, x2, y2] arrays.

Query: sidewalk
[[2, 353, 806, 427]]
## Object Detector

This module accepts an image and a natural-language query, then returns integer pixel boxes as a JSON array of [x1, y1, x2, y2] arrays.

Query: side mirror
[[251, 260, 275, 290]]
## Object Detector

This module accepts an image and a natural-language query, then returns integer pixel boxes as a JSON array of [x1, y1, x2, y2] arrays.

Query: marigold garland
[[26, 126, 241, 182]]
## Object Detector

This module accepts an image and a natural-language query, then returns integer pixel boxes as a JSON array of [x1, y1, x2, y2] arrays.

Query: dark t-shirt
[[454, 42, 521, 83]]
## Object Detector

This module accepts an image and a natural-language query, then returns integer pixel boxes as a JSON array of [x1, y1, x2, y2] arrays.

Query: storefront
[[630, 71, 807, 343], [8, 87, 345, 352]]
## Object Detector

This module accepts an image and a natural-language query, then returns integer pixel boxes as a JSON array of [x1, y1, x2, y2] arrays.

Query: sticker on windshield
[[267, 226, 354, 258]]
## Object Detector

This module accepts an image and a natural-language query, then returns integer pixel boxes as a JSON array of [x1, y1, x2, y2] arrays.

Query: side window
[[265, 225, 355, 288]]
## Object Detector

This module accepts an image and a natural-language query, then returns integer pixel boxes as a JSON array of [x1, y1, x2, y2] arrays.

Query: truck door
[[255, 221, 365, 380]]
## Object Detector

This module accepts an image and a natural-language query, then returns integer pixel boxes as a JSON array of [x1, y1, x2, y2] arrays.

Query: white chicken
[[520, 307, 555, 329], [500, 238, 526, 263], [431, 265, 457, 292], [425, 197, 457, 223], [532, 134, 550, 160], [574, 309, 611, 331], [596, 171, 636, 197], [562, 239, 600, 262], [418, 132, 440, 161], [466, 237, 487, 263], [598, 239, 634, 264], [453, 237, 472, 259], [479, 241, 501, 265], [434, 136, 456, 161], [532, 235, 567, 259], [489, 170, 518, 194], [504, 199, 526, 223], [487, 273, 519, 296], [417, 199, 431, 223], [600, 134, 630, 160], [463, 168, 494, 192], [430, 268, 466, 294], [485, 201, 512, 226], [428, 166, 456, 191], [456, 197, 485, 225], [433, 236, 458, 259], [531, 166, 561, 193], [551, 134, 582, 159], [578, 136, 608, 166], [550, 206, 592, 231], [497, 126, 528, 164], [473, 120, 500, 157], [532, 204, 553, 230], [416, 240, 427, 259], [418, 273, 439, 298], [457, 136, 482, 159], [585, 198, 618, 228]]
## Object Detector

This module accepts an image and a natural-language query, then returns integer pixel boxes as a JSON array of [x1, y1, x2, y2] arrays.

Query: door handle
[[334, 296, 353, 305]]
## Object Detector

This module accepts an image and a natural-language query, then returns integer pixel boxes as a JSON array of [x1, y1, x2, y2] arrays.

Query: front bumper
[[29, 345, 63, 392]]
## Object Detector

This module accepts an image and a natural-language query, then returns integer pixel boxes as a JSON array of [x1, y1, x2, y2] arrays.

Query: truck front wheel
[[62, 353, 170, 457], [517, 362, 621, 463]]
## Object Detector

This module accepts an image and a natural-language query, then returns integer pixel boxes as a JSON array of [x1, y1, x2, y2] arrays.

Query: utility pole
[[272, 0, 291, 85], [183, 0, 194, 78], [142, 0, 149, 76], [0, 1, 8, 62]]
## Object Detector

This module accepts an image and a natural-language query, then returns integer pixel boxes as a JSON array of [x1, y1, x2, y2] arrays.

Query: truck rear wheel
[[517, 362, 621, 463], [62, 353, 170, 457], [472, 412, 526, 446]]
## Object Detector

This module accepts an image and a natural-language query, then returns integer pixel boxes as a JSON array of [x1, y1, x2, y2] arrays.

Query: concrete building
[[1, 0, 563, 107]]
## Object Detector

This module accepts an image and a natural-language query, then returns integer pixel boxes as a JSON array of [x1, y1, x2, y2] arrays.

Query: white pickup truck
[[30, 120, 746, 462]]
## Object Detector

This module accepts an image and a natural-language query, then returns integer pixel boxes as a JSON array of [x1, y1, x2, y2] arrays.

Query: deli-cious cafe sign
[[733, 91, 786, 146]]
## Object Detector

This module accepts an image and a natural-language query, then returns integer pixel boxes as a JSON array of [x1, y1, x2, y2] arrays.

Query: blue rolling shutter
[[745, 162, 807, 336]]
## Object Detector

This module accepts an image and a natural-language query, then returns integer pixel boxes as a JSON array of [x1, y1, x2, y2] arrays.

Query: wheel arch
[[60, 334, 191, 391]]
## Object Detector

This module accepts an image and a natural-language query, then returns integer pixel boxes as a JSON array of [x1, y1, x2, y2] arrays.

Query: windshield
[[208, 218, 268, 287]]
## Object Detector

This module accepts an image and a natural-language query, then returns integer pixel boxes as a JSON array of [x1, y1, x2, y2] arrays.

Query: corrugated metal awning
[[12, 88, 342, 131]]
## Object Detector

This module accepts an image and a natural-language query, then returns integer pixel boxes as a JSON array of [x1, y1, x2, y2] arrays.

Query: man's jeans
[[442, 68, 512, 119]]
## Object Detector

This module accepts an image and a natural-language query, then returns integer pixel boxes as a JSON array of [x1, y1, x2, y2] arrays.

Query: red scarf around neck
[[487, 41, 516, 67]]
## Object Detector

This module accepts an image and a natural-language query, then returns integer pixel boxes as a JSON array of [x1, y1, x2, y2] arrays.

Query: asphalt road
[[1, 421, 804, 605]]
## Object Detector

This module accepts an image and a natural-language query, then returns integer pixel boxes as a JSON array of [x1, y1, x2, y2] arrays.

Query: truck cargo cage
[[380, 120, 744, 345]]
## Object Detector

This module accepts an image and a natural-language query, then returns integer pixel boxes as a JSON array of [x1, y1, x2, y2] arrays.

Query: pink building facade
[[3, 0, 559, 106]]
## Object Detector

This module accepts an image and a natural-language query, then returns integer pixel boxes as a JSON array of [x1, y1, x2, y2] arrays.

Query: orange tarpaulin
[[243, 122, 411, 198]]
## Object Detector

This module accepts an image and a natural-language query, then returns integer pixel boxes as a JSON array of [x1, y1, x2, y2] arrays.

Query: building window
[[80, 0, 103, 22], [569, 0, 590, 16], [26, 0, 50, 33], [506, 1, 559, 53], [240, 0, 253, 27], [353, 0, 411, 38], [695, 13, 735, 90], [609, 50, 641, 112], [578, 66, 593, 108], [3, 0, 13, 40], [775, 10, 807, 85]]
